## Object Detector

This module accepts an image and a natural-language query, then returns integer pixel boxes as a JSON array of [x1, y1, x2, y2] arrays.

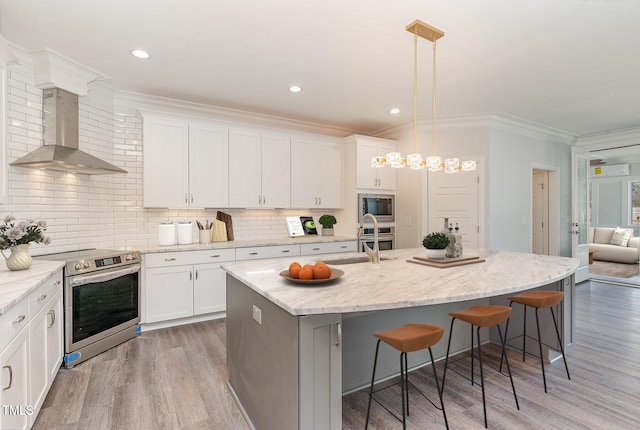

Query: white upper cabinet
[[228, 128, 290, 208], [354, 136, 396, 190], [143, 116, 189, 207], [291, 138, 342, 208], [143, 113, 229, 208], [189, 122, 229, 208]]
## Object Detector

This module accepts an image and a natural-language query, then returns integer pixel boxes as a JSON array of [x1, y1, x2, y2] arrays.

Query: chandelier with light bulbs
[[373, 20, 476, 173]]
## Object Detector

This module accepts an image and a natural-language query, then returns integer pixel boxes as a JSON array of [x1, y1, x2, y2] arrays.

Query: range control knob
[[74, 263, 83, 270], [125, 253, 137, 261], [83, 262, 90, 269]]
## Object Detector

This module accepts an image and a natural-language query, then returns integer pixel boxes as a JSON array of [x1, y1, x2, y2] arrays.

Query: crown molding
[[29, 47, 106, 96], [0, 34, 18, 67], [113, 90, 360, 138], [575, 126, 640, 151]]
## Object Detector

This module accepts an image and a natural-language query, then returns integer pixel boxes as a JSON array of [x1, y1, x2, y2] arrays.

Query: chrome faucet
[[359, 213, 380, 264]]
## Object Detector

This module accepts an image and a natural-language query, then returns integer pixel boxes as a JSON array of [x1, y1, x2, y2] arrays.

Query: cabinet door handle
[[262, 195, 266, 205], [47, 309, 55, 328], [258, 195, 262, 205], [189, 271, 193, 281], [164, 258, 176, 262], [13, 315, 25, 325], [318, 197, 321, 205], [2, 365, 12, 391], [37, 294, 47, 302], [195, 270, 199, 280], [335, 322, 342, 347], [185, 193, 188, 204]]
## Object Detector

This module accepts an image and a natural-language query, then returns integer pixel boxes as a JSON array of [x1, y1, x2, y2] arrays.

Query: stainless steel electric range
[[35, 249, 141, 367]]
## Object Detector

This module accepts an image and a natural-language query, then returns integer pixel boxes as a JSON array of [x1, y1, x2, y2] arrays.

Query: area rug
[[589, 260, 640, 278]]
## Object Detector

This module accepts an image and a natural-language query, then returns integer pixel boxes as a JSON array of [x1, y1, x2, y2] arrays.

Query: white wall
[[488, 119, 573, 255]]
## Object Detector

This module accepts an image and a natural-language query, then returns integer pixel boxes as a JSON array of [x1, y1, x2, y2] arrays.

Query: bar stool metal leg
[[365, 339, 381, 430], [550, 306, 571, 381]]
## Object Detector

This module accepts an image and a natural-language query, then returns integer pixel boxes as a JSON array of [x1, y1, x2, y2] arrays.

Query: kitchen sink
[[320, 256, 395, 265]]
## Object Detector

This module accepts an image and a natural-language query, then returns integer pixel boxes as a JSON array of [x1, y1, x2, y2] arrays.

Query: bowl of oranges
[[280, 261, 344, 285]]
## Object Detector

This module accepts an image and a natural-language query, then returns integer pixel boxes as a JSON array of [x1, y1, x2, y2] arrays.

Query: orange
[[289, 262, 301, 279], [313, 263, 332, 279], [299, 265, 314, 280]]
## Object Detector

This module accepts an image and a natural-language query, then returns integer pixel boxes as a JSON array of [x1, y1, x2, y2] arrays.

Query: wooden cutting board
[[216, 211, 234, 241], [407, 255, 485, 268]]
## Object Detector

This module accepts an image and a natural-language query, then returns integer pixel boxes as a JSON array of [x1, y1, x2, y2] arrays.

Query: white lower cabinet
[[0, 326, 29, 430], [0, 269, 63, 430], [144, 249, 235, 324]]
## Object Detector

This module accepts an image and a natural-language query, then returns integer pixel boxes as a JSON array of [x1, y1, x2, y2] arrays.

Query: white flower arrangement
[[0, 215, 51, 250]]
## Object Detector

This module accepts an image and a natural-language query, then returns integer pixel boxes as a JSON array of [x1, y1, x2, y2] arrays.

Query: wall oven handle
[[47, 309, 55, 328], [2, 365, 12, 391], [68, 263, 141, 286]]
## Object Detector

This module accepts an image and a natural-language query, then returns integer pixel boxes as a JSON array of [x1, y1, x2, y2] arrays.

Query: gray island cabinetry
[[223, 248, 578, 430]]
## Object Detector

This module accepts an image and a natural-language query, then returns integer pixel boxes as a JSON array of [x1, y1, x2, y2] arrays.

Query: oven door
[[65, 264, 140, 353], [359, 237, 394, 252]]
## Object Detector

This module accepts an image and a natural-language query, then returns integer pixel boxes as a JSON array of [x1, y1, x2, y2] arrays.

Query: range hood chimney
[[10, 88, 127, 175]]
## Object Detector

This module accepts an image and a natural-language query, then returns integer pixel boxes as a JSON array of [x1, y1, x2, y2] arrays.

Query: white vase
[[425, 248, 446, 259], [2, 244, 33, 271]]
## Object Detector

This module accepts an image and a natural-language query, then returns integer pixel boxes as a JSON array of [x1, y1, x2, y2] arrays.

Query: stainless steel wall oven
[[358, 226, 395, 252]]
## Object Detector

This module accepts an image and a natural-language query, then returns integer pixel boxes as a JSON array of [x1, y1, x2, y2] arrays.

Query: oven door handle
[[68, 263, 141, 286]]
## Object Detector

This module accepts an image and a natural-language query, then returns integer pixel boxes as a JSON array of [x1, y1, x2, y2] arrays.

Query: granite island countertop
[[222, 248, 579, 316], [0, 260, 65, 315]]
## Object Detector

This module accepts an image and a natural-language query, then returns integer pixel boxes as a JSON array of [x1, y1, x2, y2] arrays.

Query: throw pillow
[[610, 227, 631, 247]]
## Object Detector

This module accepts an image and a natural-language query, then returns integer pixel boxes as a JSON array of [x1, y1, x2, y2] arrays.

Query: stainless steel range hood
[[10, 88, 127, 175]]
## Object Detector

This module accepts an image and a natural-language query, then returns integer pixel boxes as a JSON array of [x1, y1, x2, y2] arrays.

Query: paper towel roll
[[158, 222, 176, 246], [177, 221, 193, 245]]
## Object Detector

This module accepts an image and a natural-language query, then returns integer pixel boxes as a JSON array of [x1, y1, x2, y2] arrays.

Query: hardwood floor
[[33, 281, 640, 429]]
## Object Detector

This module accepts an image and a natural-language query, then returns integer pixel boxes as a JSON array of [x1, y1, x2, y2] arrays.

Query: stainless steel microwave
[[358, 193, 395, 223]]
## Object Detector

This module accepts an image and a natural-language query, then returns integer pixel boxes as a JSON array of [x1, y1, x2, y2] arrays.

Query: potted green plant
[[422, 232, 450, 259], [318, 214, 337, 236]]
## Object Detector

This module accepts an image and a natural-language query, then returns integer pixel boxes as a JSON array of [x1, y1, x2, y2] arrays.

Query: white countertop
[[0, 260, 65, 315], [222, 248, 579, 316], [129, 235, 357, 254]]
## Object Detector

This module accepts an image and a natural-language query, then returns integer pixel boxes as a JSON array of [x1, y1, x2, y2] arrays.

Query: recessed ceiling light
[[389, 108, 400, 114], [130, 49, 151, 59], [288, 85, 302, 93]]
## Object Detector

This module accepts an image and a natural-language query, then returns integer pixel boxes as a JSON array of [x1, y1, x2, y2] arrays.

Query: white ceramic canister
[[177, 221, 193, 245], [158, 222, 177, 246]]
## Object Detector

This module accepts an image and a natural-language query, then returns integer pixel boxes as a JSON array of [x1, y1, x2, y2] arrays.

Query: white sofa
[[589, 227, 640, 264]]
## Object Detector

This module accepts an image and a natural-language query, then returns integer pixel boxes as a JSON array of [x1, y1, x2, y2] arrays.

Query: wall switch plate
[[252, 305, 262, 325]]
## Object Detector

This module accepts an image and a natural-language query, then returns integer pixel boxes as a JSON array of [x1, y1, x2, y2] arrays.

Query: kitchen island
[[223, 248, 578, 430]]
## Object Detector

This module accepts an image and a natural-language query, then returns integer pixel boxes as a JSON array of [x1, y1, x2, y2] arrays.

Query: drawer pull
[[312, 247, 320, 251], [37, 294, 47, 302], [2, 365, 12, 391], [281, 250, 290, 253], [340, 245, 348, 249], [13, 315, 25, 325], [54, 280, 61, 286], [210, 254, 221, 258], [335, 323, 342, 347], [249, 252, 258, 256], [47, 310, 56, 328], [164, 258, 177, 262]]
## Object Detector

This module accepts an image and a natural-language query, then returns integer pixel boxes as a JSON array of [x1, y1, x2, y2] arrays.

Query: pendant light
[[372, 20, 476, 173]]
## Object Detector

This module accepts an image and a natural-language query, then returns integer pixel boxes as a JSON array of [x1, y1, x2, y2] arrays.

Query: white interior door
[[428, 169, 480, 250], [572, 148, 590, 283]]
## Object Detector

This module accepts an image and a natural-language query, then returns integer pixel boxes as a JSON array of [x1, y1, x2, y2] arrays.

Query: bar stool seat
[[365, 323, 448, 429], [503, 290, 570, 393], [442, 305, 519, 428]]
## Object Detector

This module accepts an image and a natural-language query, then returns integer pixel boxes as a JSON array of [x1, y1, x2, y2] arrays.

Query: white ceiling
[[1, 0, 639, 138]]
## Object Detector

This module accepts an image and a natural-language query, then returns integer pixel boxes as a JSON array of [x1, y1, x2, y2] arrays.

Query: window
[[631, 181, 640, 225]]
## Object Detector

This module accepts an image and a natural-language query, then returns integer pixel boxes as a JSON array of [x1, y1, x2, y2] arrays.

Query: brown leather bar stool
[[365, 323, 448, 430], [501, 290, 570, 393], [441, 305, 519, 428]]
